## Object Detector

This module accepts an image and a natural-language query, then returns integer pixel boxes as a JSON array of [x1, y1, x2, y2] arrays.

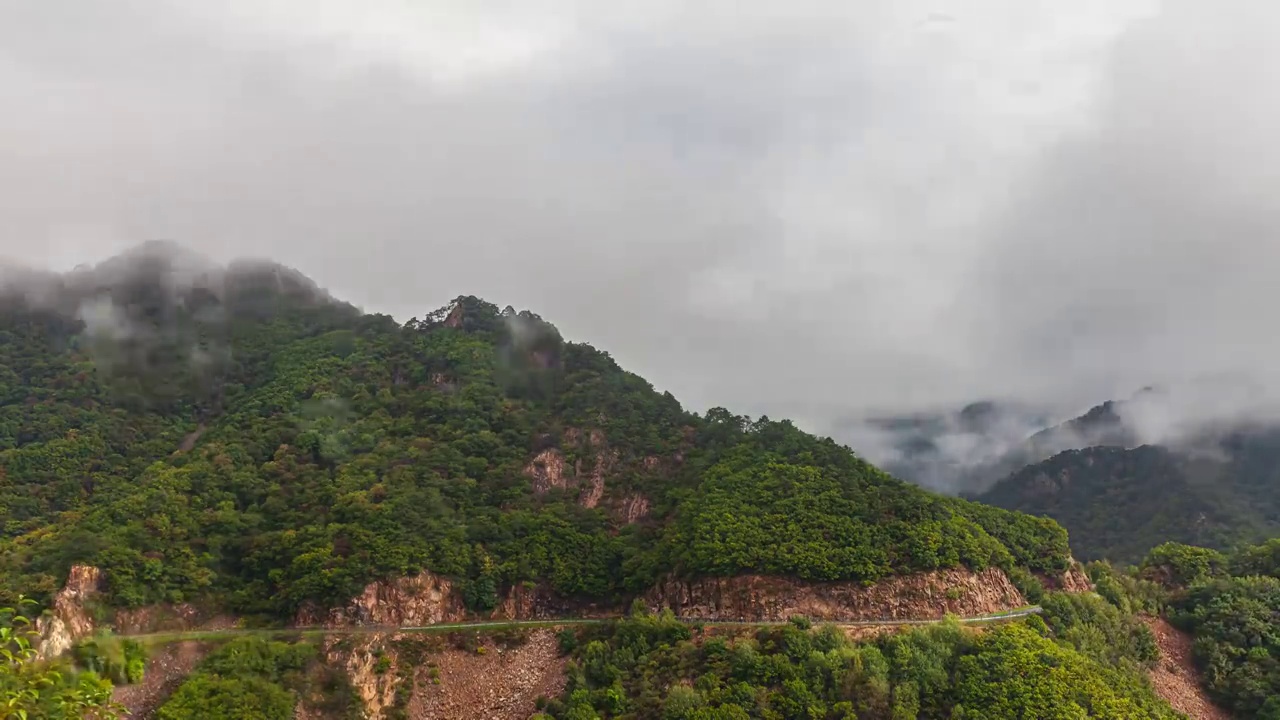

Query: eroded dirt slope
[[406, 628, 566, 720], [1143, 616, 1232, 720], [111, 641, 210, 720]]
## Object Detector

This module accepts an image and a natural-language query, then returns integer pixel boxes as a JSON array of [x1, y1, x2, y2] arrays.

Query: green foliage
[[557, 628, 580, 655], [1227, 536, 1280, 577], [666, 448, 1050, 584], [158, 675, 295, 720], [73, 633, 148, 685], [1140, 542, 1228, 588], [551, 611, 1177, 720], [0, 275, 1070, 619], [978, 440, 1280, 564], [1085, 560, 1165, 615], [0, 599, 121, 719], [950, 501, 1070, 573], [1003, 566, 1045, 605], [1038, 592, 1159, 667], [1166, 538, 1280, 717], [949, 624, 1175, 719], [155, 636, 335, 720]]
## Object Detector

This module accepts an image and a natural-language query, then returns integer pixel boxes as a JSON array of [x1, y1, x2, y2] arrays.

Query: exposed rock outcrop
[[297, 571, 600, 628], [113, 603, 235, 636], [525, 448, 568, 494], [315, 629, 567, 720], [35, 565, 101, 660], [575, 448, 616, 509], [648, 567, 1026, 622], [299, 571, 465, 627], [175, 424, 206, 454], [618, 493, 651, 524], [495, 581, 589, 620], [326, 635, 401, 720], [305, 564, 1029, 631], [427, 372, 456, 391], [34, 565, 233, 662], [442, 303, 465, 329], [1038, 561, 1094, 593], [527, 427, 618, 508]]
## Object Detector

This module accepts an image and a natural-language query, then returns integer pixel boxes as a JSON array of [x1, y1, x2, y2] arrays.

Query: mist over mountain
[[832, 400, 1059, 493], [836, 376, 1280, 496], [7, 1, 1280, 717]]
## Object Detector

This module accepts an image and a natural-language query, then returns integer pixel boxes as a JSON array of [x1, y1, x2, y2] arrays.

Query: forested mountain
[[836, 400, 1057, 493], [546, 591, 1179, 720], [1127, 538, 1280, 718], [975, 408, 1280, 564], [846, 378, 1280, 566], [847, 395, 1155, 497], [0, 244, 1070, 620], [0, 244, 1250, 719]]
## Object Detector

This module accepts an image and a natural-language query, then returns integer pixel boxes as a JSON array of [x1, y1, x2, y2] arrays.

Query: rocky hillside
[[29, 558, 1050, 719]]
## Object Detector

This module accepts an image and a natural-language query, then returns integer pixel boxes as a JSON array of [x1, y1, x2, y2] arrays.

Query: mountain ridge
[[0, 244, 1212, 720], [0, 245, 1072, 622]]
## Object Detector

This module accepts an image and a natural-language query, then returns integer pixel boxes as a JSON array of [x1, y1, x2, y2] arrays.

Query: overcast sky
[[4, 0, 1280, 435]]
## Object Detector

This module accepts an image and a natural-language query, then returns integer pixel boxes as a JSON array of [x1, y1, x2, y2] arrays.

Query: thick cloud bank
[[5, 1, 1280, 488]]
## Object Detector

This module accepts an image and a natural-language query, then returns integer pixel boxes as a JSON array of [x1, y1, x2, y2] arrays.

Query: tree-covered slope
[[977, 435, 1280, 564], [547, 593, 1178, 720], [0, 246, 1069, 620], [1110, 538, 1280, 718]]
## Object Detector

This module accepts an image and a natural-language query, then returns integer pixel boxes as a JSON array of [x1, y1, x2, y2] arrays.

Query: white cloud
[[18, 0, 1273, 448]]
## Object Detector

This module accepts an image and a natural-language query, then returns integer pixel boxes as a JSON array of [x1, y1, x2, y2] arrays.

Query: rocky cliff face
[[113, 603, 235, 636], [647, 567, 1027, 622], [298, 570, 465, 627], [322, 635, 401, 719], [1039, 561, 1094, 593], [525, 448, 569, 495], [310, 629, 567, 720], [34, 564, 101, 660], [1143, 616, 1232, 720], [618, 493, 651, 524], [33, 566, 233, 662], [296, 570, 607, 628], [304, 565, 1041, 630]]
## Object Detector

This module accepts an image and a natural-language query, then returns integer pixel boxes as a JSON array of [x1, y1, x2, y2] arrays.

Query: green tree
[[1, 600, 119, 719]]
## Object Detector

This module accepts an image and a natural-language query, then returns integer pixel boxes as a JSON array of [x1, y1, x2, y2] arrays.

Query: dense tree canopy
[[156, 636, 360, 720], [1143, 539, 1280, 717], [0, 601, 119, 719], [0, 254, 1071, 622], [545, 599, 1176, 720], [978, 429, 1280, 565]]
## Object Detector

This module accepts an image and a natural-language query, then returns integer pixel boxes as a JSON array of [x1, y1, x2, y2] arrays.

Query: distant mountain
[[975, 406, 1280, 563], [841, 391, 1203, 496], [976, 446, 1251, 562], [834, 400, 1059, 493], [838, 380, 1280, 564]]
